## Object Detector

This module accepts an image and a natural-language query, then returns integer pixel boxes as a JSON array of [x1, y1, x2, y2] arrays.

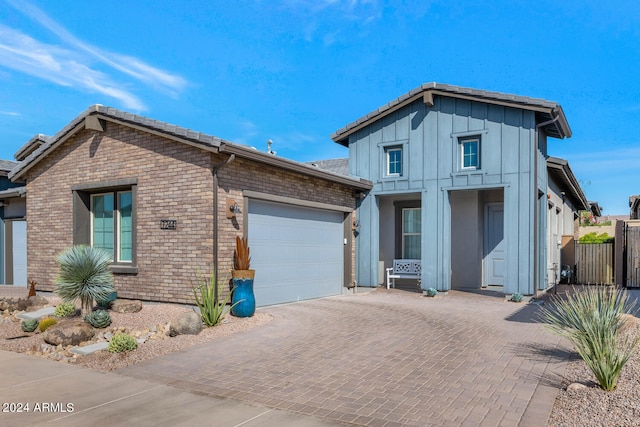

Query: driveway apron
[[118, 290, 569, 427]]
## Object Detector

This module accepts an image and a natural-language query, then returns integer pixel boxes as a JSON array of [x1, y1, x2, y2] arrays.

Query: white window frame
[[460, 137, 480, 170], [386, 146, 403, 177], [402, 207, 421, 259]]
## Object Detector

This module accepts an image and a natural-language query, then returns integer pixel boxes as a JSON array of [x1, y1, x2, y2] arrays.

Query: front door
[[484, 203, 504, 287]]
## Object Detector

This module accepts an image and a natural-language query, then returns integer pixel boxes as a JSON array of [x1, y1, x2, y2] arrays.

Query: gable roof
[[306, 158, 349, 176], [547, 156, 589, 211], [331, 82, 571, 145], [9, 105, 372, 191], [0, 159, 17, 173]]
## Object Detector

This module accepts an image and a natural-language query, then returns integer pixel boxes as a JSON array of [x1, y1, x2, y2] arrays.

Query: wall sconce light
[[226, 198, 242, 219], [352, 219, 361, 230]]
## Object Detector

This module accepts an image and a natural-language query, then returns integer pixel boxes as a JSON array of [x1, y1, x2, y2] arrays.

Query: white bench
[[386, 259, 421, 289]]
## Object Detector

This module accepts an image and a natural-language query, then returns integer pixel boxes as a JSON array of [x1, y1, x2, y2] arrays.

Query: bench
[[386, 259, 421, 289]]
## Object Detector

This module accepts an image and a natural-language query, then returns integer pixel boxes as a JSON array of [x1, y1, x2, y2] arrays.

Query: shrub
[[192, 268, 237, 327], [54, 302, 77, 318], [108, 333, 138, 353], [38, 317, 57, 332], [21, 318, 38, 332], [84, 310, 112, 328], [539, 286, 640, 391], [54, 245, 115, 316], [579, 232, 613, 244]]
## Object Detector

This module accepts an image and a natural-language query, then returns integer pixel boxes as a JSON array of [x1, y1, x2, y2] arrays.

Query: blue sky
[[0, 0, 638, 214]]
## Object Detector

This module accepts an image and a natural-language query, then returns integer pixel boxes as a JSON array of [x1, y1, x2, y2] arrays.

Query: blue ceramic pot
[[231, 278, 255, 317], [96, 291, 117, 309]]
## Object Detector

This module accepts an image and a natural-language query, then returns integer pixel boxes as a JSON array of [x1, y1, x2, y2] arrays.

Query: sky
[[0, 0, 639, 215]]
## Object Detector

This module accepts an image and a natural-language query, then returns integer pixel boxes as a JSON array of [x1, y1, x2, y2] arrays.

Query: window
[[402, 208, 421, 258], [386, 146, 402, 176], [73, 179, 137, 273], [91, 191, 132, 262], [460, 137, 480, 169]]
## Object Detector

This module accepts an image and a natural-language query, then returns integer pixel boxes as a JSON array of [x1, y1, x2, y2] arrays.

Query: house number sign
[[160, 219, 177, 230]]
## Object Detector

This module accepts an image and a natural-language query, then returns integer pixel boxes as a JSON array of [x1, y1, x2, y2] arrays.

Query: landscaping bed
[[0, 294, 271, 372]]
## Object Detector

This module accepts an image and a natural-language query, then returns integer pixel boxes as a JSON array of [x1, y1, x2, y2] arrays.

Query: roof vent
[[267, 139, 277, 156]]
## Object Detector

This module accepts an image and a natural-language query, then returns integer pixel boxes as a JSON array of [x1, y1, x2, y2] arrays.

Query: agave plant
[[54, 245, 115, 316]]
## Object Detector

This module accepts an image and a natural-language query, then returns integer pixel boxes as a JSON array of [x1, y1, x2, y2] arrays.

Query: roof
[[0, 186, 26, 200], [306, 158, 349, 176], [331, 82, 571, 145], [0, 159, 17, 173], [10, 105, 372, 191], [547, 157, 589, 211], [588, 201, 602, 217]]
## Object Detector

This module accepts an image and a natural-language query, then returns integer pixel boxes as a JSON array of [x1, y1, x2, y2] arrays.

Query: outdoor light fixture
[[352, 219, 361, 230], [226, 198, 242, 219]]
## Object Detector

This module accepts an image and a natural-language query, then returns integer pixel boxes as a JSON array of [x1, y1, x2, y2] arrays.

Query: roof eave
[[547, 157, 589, 211]]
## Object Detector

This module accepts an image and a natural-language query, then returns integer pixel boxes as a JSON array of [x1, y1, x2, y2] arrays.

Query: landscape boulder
[[25, 295, 49, 311], [111, 299, 143, 313], [43, 320, 95, 346], [0, 297, 28, 312], [169, 312, 203, 337]]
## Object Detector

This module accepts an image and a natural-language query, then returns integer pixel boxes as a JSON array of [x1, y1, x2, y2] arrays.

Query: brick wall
[[25, 121, 357, 303]]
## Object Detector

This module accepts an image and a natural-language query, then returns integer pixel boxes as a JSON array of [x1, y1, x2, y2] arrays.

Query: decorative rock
[[111, 299, 143, 313], [0, 297, 28, 312], [43, 320, 95, 346], [619, 313, 639, 334], [26, 295, 49, 309], [169, 311, 203, 337], [567, 382, 588, 392]]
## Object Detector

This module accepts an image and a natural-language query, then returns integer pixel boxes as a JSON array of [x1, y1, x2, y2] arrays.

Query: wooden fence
[[626, 224, 640, 287], [575, 242, 614, 285]]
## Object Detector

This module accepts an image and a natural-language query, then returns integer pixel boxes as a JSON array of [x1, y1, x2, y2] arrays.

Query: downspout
[[534, 115, 560, 297], [212, 153, 236, 301]]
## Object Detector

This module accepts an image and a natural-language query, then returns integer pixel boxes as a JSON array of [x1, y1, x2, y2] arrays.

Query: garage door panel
[[249, 200, 344, 307]]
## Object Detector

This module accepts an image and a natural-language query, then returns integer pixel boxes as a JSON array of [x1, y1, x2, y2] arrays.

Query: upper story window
[[460, 137, 480, 170], [386, 146, 403, 176]]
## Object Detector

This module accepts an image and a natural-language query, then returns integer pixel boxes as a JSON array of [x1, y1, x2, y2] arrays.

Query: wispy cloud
[[0, 0, 187, 109], [0, 110, 19, 116]]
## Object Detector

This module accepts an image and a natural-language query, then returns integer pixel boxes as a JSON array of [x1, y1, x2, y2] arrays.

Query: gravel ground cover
[[0, 295, 271, 372], [547, 320, 640, 427]]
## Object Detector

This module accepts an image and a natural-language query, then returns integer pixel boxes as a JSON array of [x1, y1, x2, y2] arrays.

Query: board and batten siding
[[349, 96, 546, 294]]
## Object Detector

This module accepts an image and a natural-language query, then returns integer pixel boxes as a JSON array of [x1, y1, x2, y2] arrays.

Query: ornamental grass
[[540, 285, 639, 391]]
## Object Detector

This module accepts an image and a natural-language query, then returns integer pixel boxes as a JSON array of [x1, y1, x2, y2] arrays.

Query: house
[[331, 83, 588, 296], [0, 160, 27, 285], [9, 105, 372, 305]]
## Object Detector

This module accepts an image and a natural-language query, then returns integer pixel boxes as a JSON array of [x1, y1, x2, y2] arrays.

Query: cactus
[[108, 333, 137, 353], [84, 310, 112, 328], [511, 292, 524, 303], [38, 317, 57, 332], [54, 302, 77, 318], [21, 318, 39, 332], [425, 288, 437, 297]]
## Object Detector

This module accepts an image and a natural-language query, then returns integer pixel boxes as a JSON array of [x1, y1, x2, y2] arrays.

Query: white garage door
[[248, 200, 344, 306]]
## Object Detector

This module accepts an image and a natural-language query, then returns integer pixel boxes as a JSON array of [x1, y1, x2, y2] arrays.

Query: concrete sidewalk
[[0, 350, 344, 427]]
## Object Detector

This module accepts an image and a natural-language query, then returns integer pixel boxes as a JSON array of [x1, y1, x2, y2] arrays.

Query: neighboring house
[[630, 196, 640, 220], [546, 157, 589, 285], [9, 105, 372, 305], [331, 82, 588, 296], [0, 160, 27, 285]]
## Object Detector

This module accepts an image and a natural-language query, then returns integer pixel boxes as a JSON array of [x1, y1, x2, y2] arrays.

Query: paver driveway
[[118, 289, 569, 427]]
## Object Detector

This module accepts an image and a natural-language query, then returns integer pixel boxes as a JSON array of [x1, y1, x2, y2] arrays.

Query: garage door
[[248, 200, 344, 306], [10, 220, 27, 286]]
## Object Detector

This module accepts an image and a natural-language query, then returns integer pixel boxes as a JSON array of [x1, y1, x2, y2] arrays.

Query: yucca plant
[[539, 286, 639, 391], [192, 267, 238, 327], [54, 245, 115, 316]]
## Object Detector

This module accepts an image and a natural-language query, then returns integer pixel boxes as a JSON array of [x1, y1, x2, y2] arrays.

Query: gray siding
[[350, 96, 548, 294]]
